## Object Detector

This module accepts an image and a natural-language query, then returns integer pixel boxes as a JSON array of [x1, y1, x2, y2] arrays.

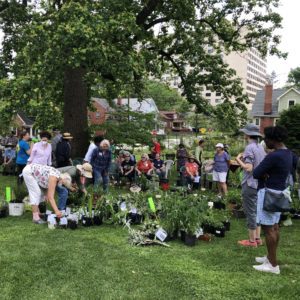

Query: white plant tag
[[48, 214, 57, 224], [195, 227, 203, 238], [194, 176, 200, 183], [120, 202, 127, 211], [130, 207, 137, 214], [155, 228, 168, 241], [46, 210, 52, 215], [216, 230, 221, 234], [60, 217, 68, 226], [66, 207, 71, 215], [208, 201, 214, 209]]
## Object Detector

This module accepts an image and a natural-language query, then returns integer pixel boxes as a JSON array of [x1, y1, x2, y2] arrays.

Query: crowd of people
[[1, 124, 300, 275]]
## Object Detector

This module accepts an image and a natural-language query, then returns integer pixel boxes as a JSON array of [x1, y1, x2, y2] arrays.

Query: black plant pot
[[214, 227, 225, 238], [203, 224, 215, 234], [93, 216, 103, 226], [68, 220, 78, 230], [292, 213, 300, 220], [148, 233, 155, 240], [223, 221, 231, 231], [0, 207, 8, 218], [180, 230, 186, 242], [213, 202, 226, 210], [280, 214, 288, 222], [165, 230, 178, 241], [82, 216, 93, 227], [184, 233, 197, 246], [126, 213, 143, 225], [39, 202, 47, 214]]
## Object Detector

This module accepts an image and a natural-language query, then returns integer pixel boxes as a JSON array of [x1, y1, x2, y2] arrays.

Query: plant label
[[61, 210, 66, 216], [148, 197, 156, 213], [216, 230, 221, 234], [155, 228, 168, 241], [194, 176, 200, 183], [208, 201, 214, 209], [46, 210, 52, 215], [5, 187, 11, 203], [66, 207, 71, 215], [48, 214, 57, 224], [120, 202, 127, 211], [130, 207, 137, 214], [195, 227, 204, 238], [60, 217, 68, 226]]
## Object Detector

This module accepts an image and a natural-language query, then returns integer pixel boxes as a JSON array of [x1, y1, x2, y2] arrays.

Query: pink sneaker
[[238, 240, 257, 247], [256, 239, 263, 246]]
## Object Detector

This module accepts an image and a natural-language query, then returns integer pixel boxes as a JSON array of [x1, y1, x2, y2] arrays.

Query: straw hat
[[62, 132, 73, 140], [76, 163, 93, 178], [130, 185, 141, 193]]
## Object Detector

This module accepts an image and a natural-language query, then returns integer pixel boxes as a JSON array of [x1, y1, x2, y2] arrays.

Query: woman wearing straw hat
[[22, 163, 72, 224], [236, 124, 266, 247], [55, 132, 73, 168]]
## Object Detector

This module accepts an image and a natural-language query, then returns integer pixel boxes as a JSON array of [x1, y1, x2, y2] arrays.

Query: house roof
[[93, 97, 159, 114], [251, 88, 285, 117], [277, 87, 300, 100], [17, 111, 35, 126]]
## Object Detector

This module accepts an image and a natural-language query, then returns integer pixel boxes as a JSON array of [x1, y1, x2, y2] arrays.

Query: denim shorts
[[257, 188, 281, 226]]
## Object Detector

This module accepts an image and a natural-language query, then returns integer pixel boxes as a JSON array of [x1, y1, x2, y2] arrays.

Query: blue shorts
[[257, 188, 281, 226]]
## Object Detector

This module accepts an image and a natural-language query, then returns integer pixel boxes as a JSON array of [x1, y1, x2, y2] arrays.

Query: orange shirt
[[137, 160, 153, 173], [185, 162, 198, 176]]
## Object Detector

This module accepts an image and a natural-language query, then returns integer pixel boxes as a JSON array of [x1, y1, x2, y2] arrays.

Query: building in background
[[251, 85, 300, 132]]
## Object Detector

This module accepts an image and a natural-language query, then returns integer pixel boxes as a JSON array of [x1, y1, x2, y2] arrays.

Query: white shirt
[[84, 143, 97, 163]]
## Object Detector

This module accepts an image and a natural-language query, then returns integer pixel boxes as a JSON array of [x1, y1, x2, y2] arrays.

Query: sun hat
[[239, 123, 262, 137], [215, 143, 224, 148], [76, 163, 93, 178], [62, 132, 73, 139], [130, 185, 141, 193]]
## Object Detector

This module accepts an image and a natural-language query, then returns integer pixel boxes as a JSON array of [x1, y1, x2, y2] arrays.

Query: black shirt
[[153, 159, 164, 169]]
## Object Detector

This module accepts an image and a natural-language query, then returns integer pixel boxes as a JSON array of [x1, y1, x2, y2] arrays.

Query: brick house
[[159, 111, 190, 132], [251, 85, 300, 133]]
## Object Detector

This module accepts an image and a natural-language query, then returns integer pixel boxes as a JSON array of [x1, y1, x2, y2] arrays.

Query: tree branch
[[144, 17, 169, 30], [136, 0, 161, 27]]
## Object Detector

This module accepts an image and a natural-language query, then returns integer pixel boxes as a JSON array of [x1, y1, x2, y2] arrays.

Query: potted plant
[[81, 194, 93, 227], [0, 197, 8, 218], [8, 186, 27, 216]]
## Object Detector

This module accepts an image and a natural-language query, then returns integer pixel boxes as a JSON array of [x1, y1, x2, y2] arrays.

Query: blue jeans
[[56, 185, 69, 210], [94, 169, 109, 192]]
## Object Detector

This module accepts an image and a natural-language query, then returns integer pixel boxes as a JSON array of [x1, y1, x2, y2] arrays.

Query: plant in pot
[[0, 197, 8, 218], [9, 186, 27, 216], [81, 194, 93, 227]]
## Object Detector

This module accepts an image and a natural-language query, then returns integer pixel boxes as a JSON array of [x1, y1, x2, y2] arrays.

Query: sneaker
[[255, 256, 268, 264], [256, 238, 263, 246], [238, 240, 257, 247], [253, 261, 280, 274], [33, 219, 46, 225]]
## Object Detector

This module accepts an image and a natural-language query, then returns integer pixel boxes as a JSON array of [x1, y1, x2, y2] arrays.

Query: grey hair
[[100, 139, 110, 148], [60, 173, 72, 188]]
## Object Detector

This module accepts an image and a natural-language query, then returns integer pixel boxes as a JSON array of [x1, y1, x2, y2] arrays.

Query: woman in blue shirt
[[16, 132, 33, 184], [252, 126, 298, 275]]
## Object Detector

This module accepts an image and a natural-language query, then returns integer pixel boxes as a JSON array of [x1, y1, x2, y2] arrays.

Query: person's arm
[[253, 154, 274, 180], [147, 162, 154, 175], [83, 144, 94, 163], [47, 145, 52, 166], [27, 143, 37, 164], [46, 176, 62, 217], [135, 162, 142, 175], [125, 166, 134, 176], [195, 147, 200, 161], [90, 148, 97, 166], [236, 152, 253, 173]]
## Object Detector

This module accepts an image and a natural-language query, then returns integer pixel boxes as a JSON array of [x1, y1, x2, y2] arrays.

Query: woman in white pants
[[23, 163, 72, 224]]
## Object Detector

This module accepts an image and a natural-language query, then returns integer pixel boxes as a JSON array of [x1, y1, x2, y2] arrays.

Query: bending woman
[[23, 163, 72, 224]]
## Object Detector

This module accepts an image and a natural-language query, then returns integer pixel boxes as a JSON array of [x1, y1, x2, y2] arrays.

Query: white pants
[[213, 170, 227, 183], [23, 165, 45, 205]]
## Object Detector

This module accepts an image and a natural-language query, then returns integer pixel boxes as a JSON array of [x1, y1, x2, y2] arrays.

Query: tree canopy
[[287, 67, 300, 90], [0, 0, 285, 155], [278, 104, 300, 154]]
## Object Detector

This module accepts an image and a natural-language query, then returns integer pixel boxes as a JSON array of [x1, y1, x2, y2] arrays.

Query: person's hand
[[55, 210, 63, 218], [236, 153, 243, 161], [191, 176, 194, 180]]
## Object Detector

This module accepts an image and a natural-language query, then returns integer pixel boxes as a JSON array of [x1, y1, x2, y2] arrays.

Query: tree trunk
[[63, 67, 89, 157]]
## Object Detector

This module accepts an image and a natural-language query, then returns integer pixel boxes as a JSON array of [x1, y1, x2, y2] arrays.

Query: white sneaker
[[253, 261, 280, 274], [255, 256, 268, 264]]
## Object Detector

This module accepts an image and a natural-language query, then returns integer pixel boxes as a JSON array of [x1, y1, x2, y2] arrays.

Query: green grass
[[1, 175, 300, 299]]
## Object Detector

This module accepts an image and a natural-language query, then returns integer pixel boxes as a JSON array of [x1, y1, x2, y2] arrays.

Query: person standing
[[252, 126, 298, 274], [28, 131, 52, 166], [176, 143, 188, 172], [213, 143, 230, 197], [151, 138, 161, 159], [195, 139, 204, 165], [83, 135, 103, 163], [5, 131, 18, 147], [235, 124, 266, 247], [51, 128, 62, 167], [2, 143, 16, 175], [91, 139, 112, 192], [55, 133, 73, 168], [16, 131, 33, 184]]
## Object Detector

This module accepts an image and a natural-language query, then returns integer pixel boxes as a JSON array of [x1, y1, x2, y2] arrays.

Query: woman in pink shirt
[[28, 131, 52, 166]]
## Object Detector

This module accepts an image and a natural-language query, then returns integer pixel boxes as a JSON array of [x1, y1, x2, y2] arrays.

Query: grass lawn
[[1, 175, 300, 300]]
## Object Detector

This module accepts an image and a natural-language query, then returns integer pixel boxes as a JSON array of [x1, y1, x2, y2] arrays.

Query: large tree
[[0, 0, 285, 156], [287, 67, 300, 90]]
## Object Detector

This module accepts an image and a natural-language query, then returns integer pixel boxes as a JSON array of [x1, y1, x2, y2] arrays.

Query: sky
[[267, 0, 300, 87]]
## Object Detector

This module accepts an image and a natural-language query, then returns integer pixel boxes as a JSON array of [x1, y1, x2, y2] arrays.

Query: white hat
[[215, 143, 224, 148], [76, 163, 93, 178]]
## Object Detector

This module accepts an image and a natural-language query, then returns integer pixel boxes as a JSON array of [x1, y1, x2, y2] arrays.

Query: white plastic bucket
[[8, 203, 25, 216]]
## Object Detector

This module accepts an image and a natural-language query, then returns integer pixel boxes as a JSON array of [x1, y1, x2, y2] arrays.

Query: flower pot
[[184, 233, 197, 246], [93, 216, 103, 226], [8, 203, 25, 216], [223, 221, 231, 231], [82, 216, 93, 227], [68, 220, 78, 230], [214, 227, 225, 238], [0, 207, 8, 218], [292, 213, 300, 220], [213, 202, 226, 210], [202, 224, 215, 234], [232, 208, 245, 219], [38, 202, 46, 214], [147, 233, 155, 240], [180, 230, 186, 242]]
